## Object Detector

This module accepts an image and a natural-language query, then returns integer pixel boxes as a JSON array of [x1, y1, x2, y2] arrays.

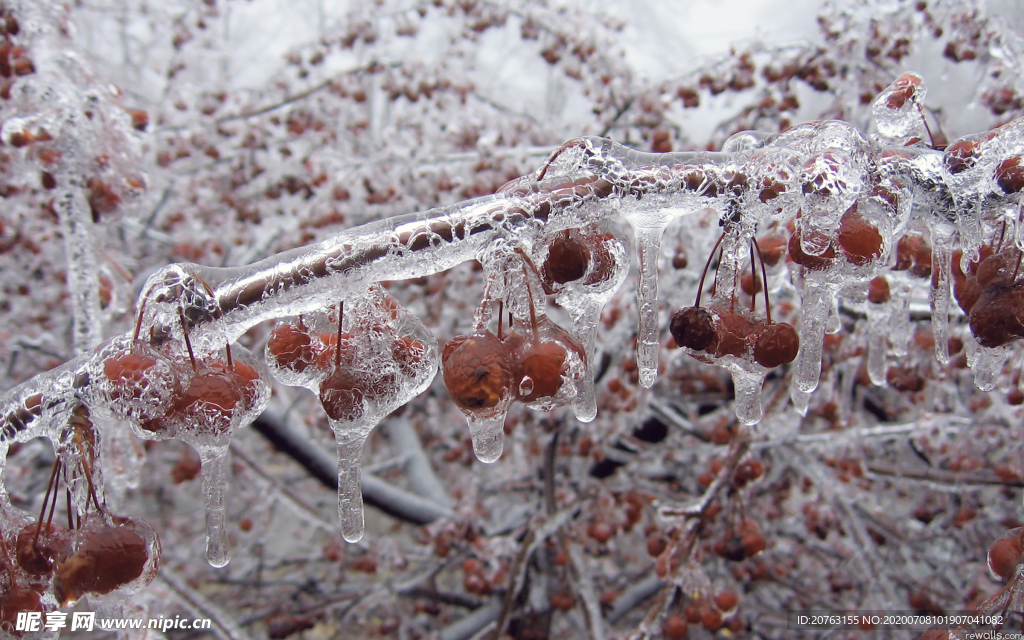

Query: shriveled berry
[[670, 307, 715, 351], [753, 322, 799, 368], [837, 209, 883, 266], [442, 332, 516, 412], [884, 73, 922, 110], [646, 534, 668, 558]]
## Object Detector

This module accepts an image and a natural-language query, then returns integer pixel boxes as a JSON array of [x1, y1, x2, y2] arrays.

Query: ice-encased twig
[[0, 130, 1017, 454]]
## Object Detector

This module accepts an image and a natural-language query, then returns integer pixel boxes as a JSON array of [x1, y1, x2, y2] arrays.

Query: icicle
[[466, 412, 506, 463], [957, 201, 983, 268], [889, 281, 912, 357], [199, 446, 231, 568], [973, 344, 1012, 392], [930, 228, 953, 365], [53, 114, 104, 354], [791, 385, 811, 417], [728, 364, 767, 426], [866, 305, 888, 387], [794, 279, 835, 393], [632, 226, 666, 388], [333, 425, 372, 543], [561, 296, 603, 423]]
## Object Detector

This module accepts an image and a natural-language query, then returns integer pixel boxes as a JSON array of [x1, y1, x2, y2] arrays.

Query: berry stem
[[497, 300, 504, 340], [752, 238, 772, 324], [514, 248, 543, 340], [749, 242, 757, 314], [178, 308, 197, 371], [335, 302, 345, 368], [225, 343, 233, 368], [33, 458, 62, 550], [696, 232, 726, 308]]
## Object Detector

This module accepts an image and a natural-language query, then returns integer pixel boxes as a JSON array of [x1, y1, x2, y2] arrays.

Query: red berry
[[663, 614, 689, 640], [714, 591, 739, 613], [753, 322, 799, 368], [54, 522, 152, 605], [756, 234, 788, 267], [868, 276, 890, 304], [319, 369, 366, 422], [989, 529, 1024, 581], [267, 323, 314, 373], [968, 285, 1024, 348], [16, 522, 71, 577], [837, 209, 883, 266], [670, 307, 716, 351], [646, 534, 668, 558], [544, 230, 590, 287], [518, 340, 568, 402], [996, 156, 1024, 194], [711, 310, 755, 359], [442, 332, 517, 412], [788, 229, 836, 270], [103, 349, 159, 401], [944, 137, 981, 174], [884, 73, 921, 110]]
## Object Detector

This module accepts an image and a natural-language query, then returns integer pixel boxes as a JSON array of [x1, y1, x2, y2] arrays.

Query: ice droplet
[[334, 426, 370, 543], [632, 226, 666, 388], [791, 385, 811, 417], [518, 376, 535, 398], [973, 344, 1012, 392], [728, 364, 767, 426], [466, 412, 505, 463], [929, 227, 954, 365], [866, 299, 889, 386], [795, 279, 835, 393], [200, 446, 231, 568]]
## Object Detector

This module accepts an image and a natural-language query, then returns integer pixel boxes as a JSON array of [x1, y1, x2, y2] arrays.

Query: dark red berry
[[997, 157, 1024, 194], [753, 322, 799, 368], [54, 523, 151, 605], [944, 137, 981, 174], [670, 307, 715, 351], [543, 230, 590, 286]]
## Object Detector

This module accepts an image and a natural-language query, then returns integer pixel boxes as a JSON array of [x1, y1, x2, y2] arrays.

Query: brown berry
[[442, 332, 516, 412], [54, 524, 150, 605]]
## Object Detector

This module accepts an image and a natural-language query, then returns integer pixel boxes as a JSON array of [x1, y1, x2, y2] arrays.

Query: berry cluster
[[266, 285, 437, 542]]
